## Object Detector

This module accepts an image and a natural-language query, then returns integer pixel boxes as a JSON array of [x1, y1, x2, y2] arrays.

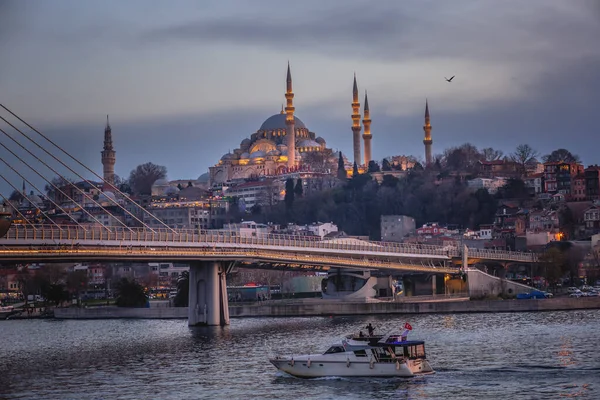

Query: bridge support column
[[188, 261, 229, 326]]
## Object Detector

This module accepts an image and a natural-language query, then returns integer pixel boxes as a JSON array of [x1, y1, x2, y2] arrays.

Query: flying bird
[[445, 75, 455, 82]]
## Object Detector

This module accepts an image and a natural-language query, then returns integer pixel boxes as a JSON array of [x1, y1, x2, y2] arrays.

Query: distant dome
[[315, 137, 326, 144], [164, 186, 179, 195], [249, 150, 266, 159], [240, 152, 250, 159], [154, 178, 168, 186], [98, 191, 117, 202], [259, 113, 306, 131], [233, 148, 243, 155], [197, 172, 209, 183]]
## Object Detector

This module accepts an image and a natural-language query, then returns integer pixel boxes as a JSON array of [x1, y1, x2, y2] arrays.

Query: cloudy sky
[[1, 0, 599, 193]]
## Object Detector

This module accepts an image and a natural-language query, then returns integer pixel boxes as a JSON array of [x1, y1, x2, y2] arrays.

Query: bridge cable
[[0, 105, 176, 233], [0, 126, 121, 232], [0, 173, 63, 230], [0, 190, 39, 230], [0, 138, 104, 230]]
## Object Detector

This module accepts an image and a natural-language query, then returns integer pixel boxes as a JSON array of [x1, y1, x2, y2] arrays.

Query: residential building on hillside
[[477, 160, 519, 178], [143, 199, 230, 229], [543, 162, 584, 196], [416, 223, 446, 236], [467, 177, 507, 194], [571, 174, 587, 201], [585, 165, 600, 201], [524, 173, 544, 195], [583, 205, 600, 231]]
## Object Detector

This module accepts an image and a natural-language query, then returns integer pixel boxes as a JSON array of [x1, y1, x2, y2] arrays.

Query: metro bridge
[[1, 224, 538, 326]]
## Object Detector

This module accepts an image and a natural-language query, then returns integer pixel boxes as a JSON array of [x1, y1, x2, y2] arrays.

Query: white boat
[[269, 325, 435, 378]]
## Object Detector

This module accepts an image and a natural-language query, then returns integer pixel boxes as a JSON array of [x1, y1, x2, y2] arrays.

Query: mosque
[[208, 64, 379, 186]]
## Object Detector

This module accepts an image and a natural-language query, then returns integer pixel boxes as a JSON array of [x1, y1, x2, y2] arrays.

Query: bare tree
[[510, 144, 538, 177], [128, 162, 167, 195], [481, 147, 504, 161], [542, 148, 581, 164]]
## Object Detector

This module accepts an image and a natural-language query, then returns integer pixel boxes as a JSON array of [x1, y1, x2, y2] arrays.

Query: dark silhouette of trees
[[187, 181, 193, 187], [284, 178, 295, 211], [481, 147, 504, 161], [294, 178, 303, 197], [352, 162, 359, 177], [115, 278, 148, 307], [382, 158, 392, 171], [496, 178, 530, 200], [367, 160, 380, 173], [8, 190, 23, 202], [510, 144, 538, 176], [128, 162, 167, 195], [542, 148, 581, 163], [337, 153, 347, 179], [173, 271, 189, 307], [442, 143, 482, 172]]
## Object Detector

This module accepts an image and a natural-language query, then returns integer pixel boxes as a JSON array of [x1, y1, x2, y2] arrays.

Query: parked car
[[567, 287, 579, 293], [569, 290, 583, 298]]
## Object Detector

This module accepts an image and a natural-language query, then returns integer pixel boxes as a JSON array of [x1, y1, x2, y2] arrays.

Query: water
[[1, 311, 599, 399]]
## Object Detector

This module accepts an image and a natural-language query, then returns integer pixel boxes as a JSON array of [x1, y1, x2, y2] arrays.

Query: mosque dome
[[98, 191, 117, 203], [240, 152, 250, 159], [276, 144, 288, 152], [240, 138, 251, 150], [233, 148, 243, 156], [221, 153, 236, 161], [249, 150, 266, 159], [267, 149, 281, 156], [298, 139, 321, 148], [259, 113, 306, 131], [164, 186, 179, 195], [315, 137, 326, 145]]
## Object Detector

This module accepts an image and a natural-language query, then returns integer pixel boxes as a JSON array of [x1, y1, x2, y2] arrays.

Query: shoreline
[[41, 297, 600, 320]]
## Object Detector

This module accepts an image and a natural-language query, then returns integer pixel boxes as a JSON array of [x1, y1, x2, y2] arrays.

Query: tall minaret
[[362, 91, 372, 166], [351, 74, 362, 167], [285, 62, 296, 169], [101, 115, 116, 188], [423, 100, 433, 167]]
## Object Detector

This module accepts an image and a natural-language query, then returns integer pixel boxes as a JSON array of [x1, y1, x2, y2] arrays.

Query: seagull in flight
[[445, 75, 455, 82]]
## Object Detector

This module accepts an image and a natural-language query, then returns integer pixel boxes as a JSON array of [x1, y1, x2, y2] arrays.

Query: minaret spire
[[362, 90, 372, 166], [101, 114, 116, 188], [423, 99, 433, 167], [285, 63, 296, 169], [351, 74, 362, 168]]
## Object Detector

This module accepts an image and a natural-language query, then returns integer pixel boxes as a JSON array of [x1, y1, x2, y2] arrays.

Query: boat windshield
[[323, 346, 346, 354]]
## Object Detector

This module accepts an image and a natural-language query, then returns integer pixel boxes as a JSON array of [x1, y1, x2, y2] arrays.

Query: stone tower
[[423, 100, 433, 167], [351, 74, 362, 167], [101, 115, 116, 187], [362, 91, 372, 166], [285, 62, 296, 169]]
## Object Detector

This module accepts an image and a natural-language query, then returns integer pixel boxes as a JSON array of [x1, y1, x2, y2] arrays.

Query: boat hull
[[269, 356, 434, 378]]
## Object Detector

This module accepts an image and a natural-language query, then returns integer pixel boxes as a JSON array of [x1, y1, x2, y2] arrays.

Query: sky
[[1, 0, 599, 194]]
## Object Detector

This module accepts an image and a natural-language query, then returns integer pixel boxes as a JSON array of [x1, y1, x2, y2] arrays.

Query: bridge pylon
[[188, 261, 229, 326]]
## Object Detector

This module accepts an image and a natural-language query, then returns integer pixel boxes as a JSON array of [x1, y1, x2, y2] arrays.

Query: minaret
[[362, 91, 372, 166], [285, 63, 296, 169], [351, 74, 362, 167], [423, 100, 433, 167], [101, 115, 116, 188]]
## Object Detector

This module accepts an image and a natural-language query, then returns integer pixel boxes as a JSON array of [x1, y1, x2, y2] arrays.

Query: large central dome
[[259, 113, 306, 131]]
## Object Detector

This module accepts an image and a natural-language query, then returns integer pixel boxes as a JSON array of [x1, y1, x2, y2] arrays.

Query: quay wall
[[53, 297, 600, 320]]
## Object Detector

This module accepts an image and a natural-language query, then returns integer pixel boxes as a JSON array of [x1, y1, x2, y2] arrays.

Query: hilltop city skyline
[[1, 0, 599, 188]]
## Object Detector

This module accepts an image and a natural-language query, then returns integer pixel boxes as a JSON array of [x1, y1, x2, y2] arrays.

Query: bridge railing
[[2, 224, 537, 262]]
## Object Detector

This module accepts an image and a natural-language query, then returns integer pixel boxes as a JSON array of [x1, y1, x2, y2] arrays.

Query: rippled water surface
[[1, 311, 599, 399]]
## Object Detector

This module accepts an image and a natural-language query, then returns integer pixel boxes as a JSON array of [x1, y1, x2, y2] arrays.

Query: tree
[[44, 176, 74, 202], [8, 190, 24, 202], [382, 158, 392, 171], [294, 178, 304, 197], [187, 181, 193, 187], [128, 162, 167, 195], [352, 162, 359, 177], [284, 178, 295, 210], [336, 153, 347, 179], [177, 183, 183, 190], [173, 271, 189, 307], [510, 144, 538, 177], [367, 160, 380, 173], [443, 143, 482, 172], [538, 247, 567, 289], [114, 278, 148, 307], [542, 148, 581, 163], [481, 147, 504, 161], [42, 283, 69, 306], [496, 178, 530, 200]]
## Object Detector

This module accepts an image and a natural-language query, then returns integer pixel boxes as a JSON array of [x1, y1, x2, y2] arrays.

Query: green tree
[[128, 162, 167, 195], [114, 278, 148, 307], [173, 271, 189, 307]]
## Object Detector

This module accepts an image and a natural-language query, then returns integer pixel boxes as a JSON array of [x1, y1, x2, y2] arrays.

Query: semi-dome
[[259, 113, 306, 131], [315, 137, 326, 144], [221, 153, 236, 161], [240, 138, 251, 149], [267, 149, 281, 156], [276, 144, 288, 151], [240, 152, 250, 159]]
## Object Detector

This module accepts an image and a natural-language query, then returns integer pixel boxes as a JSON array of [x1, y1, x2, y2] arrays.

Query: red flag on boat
[[404, 322, 413, 331]]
